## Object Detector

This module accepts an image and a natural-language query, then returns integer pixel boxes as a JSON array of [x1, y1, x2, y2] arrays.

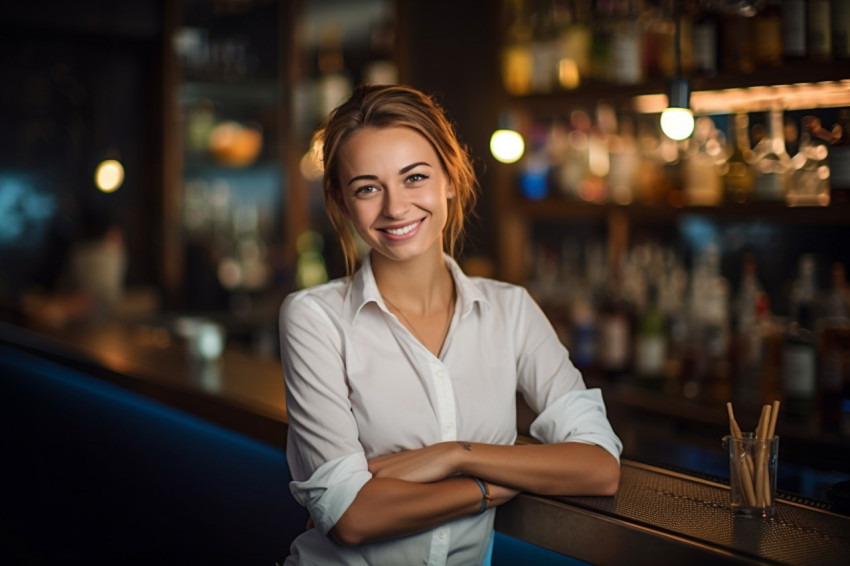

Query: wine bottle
[[723, 112, 756, 204], [754, 0, 785, 66], [807, 0, 832, 60], [782, 254, 820, 420]]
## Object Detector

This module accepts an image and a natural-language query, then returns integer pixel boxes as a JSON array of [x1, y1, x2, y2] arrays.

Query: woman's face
[[337, 126, 454, 264]]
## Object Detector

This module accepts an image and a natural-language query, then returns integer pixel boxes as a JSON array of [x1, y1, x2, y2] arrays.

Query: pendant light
[[660, 3, 694, 141]]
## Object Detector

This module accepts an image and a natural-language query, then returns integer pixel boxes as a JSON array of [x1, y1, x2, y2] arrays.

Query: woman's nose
[[381, 186, 409, 218]]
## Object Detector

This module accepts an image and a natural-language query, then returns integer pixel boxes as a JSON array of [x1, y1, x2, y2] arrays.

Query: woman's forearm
[[455, 442, 620, 497], [331, 475, 501, 546]]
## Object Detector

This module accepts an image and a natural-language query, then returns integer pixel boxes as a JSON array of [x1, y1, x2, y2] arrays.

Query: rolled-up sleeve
[[529, 389, 622, 463], [512, 288, 623, 463], [280, 292, 371, 534]]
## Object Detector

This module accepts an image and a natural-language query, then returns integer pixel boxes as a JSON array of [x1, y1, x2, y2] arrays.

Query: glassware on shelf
[[752, 107, 791, 202], [684, 115, 724, 206], [787, 115, 831, 206]]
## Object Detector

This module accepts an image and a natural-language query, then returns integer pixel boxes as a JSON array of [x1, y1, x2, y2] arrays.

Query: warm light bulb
[[490, 129, 525, 164], [660, 107, 695, 140], [94, 159, 124, 192]]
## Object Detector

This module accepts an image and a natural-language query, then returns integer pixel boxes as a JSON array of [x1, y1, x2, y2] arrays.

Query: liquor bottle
[[723, 112, 756, 204], [807, 0, 832, 59], [635, 282, 668, 389], [693, 3, 719, 75], [686, 245, 731, 399], [684, 116, 724, 206], [555, 0, 592, 88], [596, 261, 635, 382], [502, 0, 534, 95], [835, 0, 850, 59], [609, 0, 644, 85], [817, 262, 850, 432], [753, 0, 785, 66], [732, 254, 767, 402], [315, 24, 352, 121], [829, 108, 850, 204], [530, 0, 560, 93], [720, 11, 754, 73], [783, 254, 820, 420], [787, 115, 831, 206], [782, 0, 807, 58], [752, 107, 792, 202]]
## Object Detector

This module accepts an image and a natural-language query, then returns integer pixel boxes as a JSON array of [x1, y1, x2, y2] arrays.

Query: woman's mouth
[[380, 219, 423, 240]]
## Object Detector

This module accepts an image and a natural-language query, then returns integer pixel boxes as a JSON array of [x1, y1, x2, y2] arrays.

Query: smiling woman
[[278, 84, 622, 565]]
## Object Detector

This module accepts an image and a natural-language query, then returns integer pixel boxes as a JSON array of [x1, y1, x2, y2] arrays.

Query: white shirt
[[279, 253, 622, 565]]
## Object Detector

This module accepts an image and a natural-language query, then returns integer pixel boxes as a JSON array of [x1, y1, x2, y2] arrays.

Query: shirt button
[[438, 530, 447, 540]]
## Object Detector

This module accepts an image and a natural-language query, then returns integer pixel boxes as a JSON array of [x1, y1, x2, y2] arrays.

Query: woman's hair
[[319, 84, 479, 276]]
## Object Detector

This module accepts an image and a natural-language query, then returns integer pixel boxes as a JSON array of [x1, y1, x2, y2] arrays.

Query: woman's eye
[[406, 173, 428, 183], [354, 185, 379, 196]]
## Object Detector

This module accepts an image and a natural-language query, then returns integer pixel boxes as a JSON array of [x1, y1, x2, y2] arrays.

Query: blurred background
[[1, 0, 850, 502]]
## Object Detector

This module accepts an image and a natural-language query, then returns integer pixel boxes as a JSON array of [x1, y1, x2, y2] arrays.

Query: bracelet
[[472, 477, 492, 514]]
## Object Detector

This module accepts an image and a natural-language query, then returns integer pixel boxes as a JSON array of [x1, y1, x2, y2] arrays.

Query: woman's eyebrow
[[347, 174, 378, 186], [399, 161, 430, 174]]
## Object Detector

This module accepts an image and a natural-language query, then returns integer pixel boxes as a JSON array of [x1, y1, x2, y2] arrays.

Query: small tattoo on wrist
[[458, 441, 471, 451]]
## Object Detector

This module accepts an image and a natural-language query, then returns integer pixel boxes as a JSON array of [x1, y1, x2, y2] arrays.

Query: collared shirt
[[279, 253, 622, 565]]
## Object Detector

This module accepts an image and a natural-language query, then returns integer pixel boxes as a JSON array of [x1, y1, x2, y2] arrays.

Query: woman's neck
[[371, 246, 454, 315]]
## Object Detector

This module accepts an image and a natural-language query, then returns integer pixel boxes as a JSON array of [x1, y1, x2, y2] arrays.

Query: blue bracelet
[[472, 477, 489, 514]]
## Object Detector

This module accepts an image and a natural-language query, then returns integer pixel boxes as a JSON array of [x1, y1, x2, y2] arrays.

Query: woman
[[279, 84, 622, 565]]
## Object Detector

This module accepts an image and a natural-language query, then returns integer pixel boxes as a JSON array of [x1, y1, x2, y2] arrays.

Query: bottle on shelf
[[635, 281, 668, 390], [723, 112, 756, 204], [684, 245, 730, 399], [807, 0, 832, 60], [554, 0, 592, 88], [752, 107, 792, 202], [608, 0, 644, 85], [753, 0, 784, 66], [782, 253, 820, 420], [530, 0, 561, 93], [692, 1, 719, 75], [719, 8, 754, 74], [732, 253, 768, 403], [596, 259, 635, 382], [502, 0, 534, 95], [781, 0, 807, 59]]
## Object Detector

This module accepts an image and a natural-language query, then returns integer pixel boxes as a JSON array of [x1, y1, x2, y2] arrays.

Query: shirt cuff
[[289, 452, 373, 535], [529, 388, 623, 464]]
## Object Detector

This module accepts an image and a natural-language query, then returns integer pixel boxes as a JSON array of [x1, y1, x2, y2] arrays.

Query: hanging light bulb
[[659, 4, 694, 141], [660, 77, 694, 140]]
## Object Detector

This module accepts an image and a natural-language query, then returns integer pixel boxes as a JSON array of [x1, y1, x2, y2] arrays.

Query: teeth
[[385, 221, 420, 236]]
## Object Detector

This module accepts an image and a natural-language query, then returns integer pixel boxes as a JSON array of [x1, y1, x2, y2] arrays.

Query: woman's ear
[[447, 182, 456, 200]]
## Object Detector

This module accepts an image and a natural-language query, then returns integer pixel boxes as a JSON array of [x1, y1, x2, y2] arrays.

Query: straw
[[726, 402, 757, 507]]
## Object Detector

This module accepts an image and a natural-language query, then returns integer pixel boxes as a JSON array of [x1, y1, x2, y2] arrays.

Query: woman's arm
[[369, 440, 620, 497], [330, 475, 518, 546]]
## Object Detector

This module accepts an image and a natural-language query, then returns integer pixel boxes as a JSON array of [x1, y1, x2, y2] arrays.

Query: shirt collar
[[345, 252, 491, 323]]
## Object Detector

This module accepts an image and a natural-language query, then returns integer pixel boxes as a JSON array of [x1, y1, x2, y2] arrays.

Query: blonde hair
[[319, 84, 478, 276]]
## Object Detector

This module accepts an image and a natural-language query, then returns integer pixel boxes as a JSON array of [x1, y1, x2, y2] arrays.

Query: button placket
[[430, 362, 456, 442]]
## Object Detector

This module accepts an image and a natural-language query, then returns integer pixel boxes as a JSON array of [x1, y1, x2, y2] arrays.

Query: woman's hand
[[368, 441, 464, 483]]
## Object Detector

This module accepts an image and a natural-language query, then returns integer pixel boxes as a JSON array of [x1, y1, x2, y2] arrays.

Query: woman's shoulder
[[280, 277, 349, 319]]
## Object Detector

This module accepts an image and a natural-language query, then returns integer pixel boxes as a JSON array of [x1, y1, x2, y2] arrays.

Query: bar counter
[[3, 319, 849, 565]]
